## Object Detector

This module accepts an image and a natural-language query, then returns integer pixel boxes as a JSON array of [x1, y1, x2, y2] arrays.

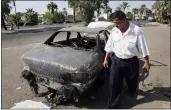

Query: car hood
[[21, 44, 104, 82]]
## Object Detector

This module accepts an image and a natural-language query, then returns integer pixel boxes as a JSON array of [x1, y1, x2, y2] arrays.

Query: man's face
[[113, 18, 126, 31]]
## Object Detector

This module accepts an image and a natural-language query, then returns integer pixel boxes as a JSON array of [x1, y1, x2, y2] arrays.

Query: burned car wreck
[[21, 27, 110, 104]]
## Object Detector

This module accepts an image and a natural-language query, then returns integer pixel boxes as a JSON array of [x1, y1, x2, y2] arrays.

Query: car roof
[[58, 26, 107, 34], [87, 21, 114, 29]]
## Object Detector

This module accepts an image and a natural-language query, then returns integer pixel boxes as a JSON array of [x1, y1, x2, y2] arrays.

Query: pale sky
[[10, 1, 155, 15]]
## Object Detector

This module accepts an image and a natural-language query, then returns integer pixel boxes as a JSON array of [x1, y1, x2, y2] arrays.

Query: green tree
[[120, 2, 130, 12], [145, 8, 152, 17], [47, 2, 58, 15], [62, 7, 68, 22], [62, 8, 68, 17], [2, 0, 11, 30], [138, 8, 143, 19], [152, 0, 170, 23], [80, 1, 95, 25], [43, 11, 65, 23], [24, 8, 38, 25], [6, 14, 15, 30], [79, 0, 109, 25], [68, 0, 109, 23], [132, 8, 138, 20], [104, 6, 112, 19], [94, 0, 102, 16], [62, 8, 68, 22], [7, 14, 15, 22], [115, 7, 122, 11], [7, 12, 23, 25], [43, 12, 53, 22], [126, 12, 133, 21], [12, 0, 20, 29], [139, 4, 147, 20], [68, 0, 80, 23], [94, 0, 109, 16], [56, 12, 65, 23]]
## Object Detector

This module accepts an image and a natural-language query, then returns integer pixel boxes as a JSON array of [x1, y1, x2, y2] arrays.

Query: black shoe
[[129, 90, 138, 97], [105, 103, 119, 109], [105, 104, 113, 109]]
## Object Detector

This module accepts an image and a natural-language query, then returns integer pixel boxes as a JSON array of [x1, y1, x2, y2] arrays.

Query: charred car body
[[21, 27, 110, 104]]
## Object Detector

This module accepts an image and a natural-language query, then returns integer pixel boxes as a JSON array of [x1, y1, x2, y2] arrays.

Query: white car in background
[[84, 21, 114, 37], [87, 21, 114, 30], [91, 17, 107, 22]]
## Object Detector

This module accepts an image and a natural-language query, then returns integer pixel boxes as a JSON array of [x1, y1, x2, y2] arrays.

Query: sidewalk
[[2, 22, 167, 35], [2, 23, 84, 35]]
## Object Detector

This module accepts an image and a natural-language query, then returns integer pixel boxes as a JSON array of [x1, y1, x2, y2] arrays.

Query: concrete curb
[[2, 26, 65, 35]]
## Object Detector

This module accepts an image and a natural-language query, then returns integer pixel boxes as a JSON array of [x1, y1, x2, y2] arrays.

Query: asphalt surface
[[2, 31, 56, 48], [2, 23, 170, 109], [2, 23, 75, 31]]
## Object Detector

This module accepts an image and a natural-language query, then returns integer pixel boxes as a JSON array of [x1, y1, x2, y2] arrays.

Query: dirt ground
[[1, 23, 170, 109]]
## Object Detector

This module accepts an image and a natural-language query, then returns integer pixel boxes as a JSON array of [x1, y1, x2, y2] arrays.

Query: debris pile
[[11, 100, 51, 109]]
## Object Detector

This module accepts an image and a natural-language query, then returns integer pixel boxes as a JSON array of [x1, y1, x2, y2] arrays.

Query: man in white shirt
[[104, 11, 150, 109]]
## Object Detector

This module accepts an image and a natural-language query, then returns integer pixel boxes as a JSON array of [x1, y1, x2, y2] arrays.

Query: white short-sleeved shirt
[[105, 22, 150, 59]]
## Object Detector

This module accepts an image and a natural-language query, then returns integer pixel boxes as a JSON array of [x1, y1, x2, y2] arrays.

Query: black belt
[[111, 53, 138, 62]]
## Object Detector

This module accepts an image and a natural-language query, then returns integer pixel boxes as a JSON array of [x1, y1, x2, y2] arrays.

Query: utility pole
[[13, 0, 19, 29]]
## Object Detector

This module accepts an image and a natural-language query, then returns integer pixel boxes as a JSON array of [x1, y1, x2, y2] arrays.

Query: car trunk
[[22, 44, 97, 83]]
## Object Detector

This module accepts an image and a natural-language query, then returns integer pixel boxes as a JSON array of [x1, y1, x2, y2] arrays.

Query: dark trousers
[[107, 54, 139, 108]]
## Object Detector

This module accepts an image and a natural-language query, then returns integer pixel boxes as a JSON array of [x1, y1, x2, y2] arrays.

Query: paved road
[[2, 23, 83, 35], [2, 24, 170, 109], [2, 31, 56, 48], [2, 23, 76, 31]]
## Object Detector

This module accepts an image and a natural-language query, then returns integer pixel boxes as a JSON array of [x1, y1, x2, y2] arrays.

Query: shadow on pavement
[[51, 59, 169, 109], [68, 80, 109, 109], [120, 87, 171, 109], [62, 81, 170, 109], [139, 58, 168, 67]]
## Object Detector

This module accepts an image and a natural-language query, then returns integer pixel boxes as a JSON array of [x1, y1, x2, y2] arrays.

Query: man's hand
[[104, 52, 110, 68], [142, 62, 150, 72], [103, 59, 108, 68], [143, 56, 150, 72]]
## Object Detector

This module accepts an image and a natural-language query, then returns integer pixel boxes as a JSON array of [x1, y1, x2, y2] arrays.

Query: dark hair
[[110, 11, 126, 20]]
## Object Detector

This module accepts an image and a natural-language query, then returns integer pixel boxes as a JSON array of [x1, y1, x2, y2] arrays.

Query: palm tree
[[16, 12, 22, 24], [62, 8, 68, 22], [2, 0, 11, 30], [139, 4, 147, 19], [115, 7, 122, 11], [126, 12, 133, 20], [68, 0, 80, 23], [92, 0, 109, 17], [152, 0, 170, 23], [25, 8, 34, 23], [94, 0, 102, 16], [24, 8, 38, 24], [12, 0, 20, 29], [132, 8, 138, 20], [68, 0, 109, 23], [62, 8, 67, 17], [104, 6, 112, 19], [145, 8, 152, 17], [81, 1, 94, 25], [138, 8, 143, 20], [47, 2, 58, 15], [7, 12, 22, 26], [120, 2, 130, 12]]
